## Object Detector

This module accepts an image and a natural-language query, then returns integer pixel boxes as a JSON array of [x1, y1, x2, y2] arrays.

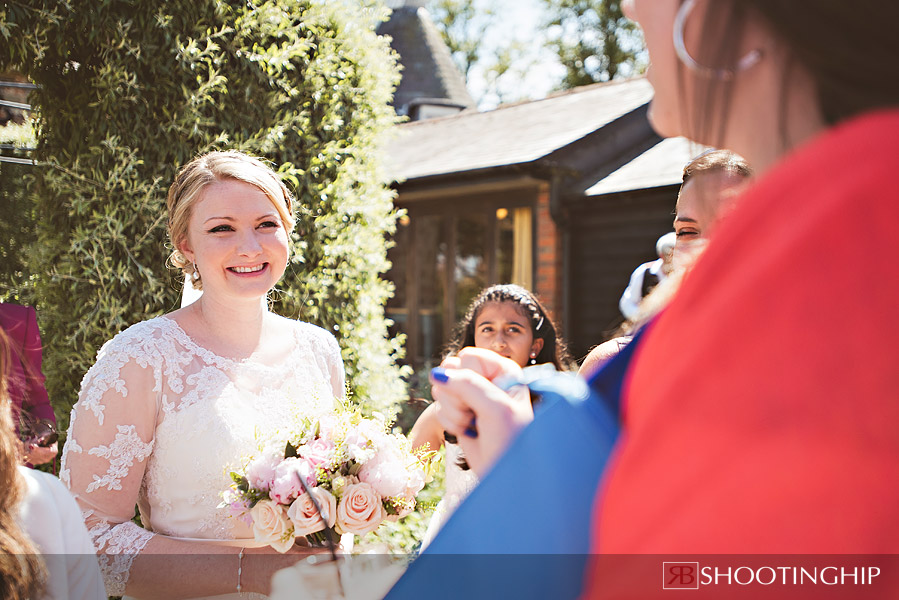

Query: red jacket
[[585, 111, 899, 598], [0, 303, 55, 433]]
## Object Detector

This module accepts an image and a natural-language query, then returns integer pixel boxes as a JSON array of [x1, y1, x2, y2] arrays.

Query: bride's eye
[[209, 224, 233, 233]]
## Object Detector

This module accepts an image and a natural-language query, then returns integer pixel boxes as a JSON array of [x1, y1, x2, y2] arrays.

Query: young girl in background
[[409, 284, 570, 546]]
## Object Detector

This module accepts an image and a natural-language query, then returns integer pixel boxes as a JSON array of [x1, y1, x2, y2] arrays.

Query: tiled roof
[[378, 4, 475, 112], [387, 78, 654, 182], [584, 136, 709, 196]]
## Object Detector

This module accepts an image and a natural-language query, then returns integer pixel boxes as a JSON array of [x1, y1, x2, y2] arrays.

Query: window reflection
[[454, 214, 487, 323], [417, 215, 446, 367]]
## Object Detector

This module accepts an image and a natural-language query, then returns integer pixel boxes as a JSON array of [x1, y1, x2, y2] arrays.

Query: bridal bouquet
[[223, 409, 432, 553]]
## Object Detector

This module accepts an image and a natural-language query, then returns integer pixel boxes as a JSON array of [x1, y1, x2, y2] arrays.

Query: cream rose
[[287, 488, 337, 537], [251, 499, 295, 553], [335, 481, 386, 536]]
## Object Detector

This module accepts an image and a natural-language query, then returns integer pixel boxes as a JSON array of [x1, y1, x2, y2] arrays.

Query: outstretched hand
[[431, 347, 534, 476], [24, 441, 58, 466]]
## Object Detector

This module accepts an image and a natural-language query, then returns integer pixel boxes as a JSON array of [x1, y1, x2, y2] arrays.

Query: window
[[386, 188, 536, 387]]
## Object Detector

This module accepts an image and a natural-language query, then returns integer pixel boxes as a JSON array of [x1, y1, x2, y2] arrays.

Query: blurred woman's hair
[[0, 327, 46, 600], [685, 0, 899, 146], [682, 148, 752, 183]]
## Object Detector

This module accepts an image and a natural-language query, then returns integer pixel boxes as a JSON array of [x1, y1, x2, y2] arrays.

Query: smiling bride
[[61, 151, 345, 599]]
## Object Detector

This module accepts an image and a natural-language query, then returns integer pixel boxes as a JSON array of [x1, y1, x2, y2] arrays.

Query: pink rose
[[358, 444, 416, 499], [246, 449, 283, 491], [250, 500, 295, 553], [270, 457, 317, 505], [300, 438, 335, 468], [287, 488, 337, 536], [335, 482, 386, 536]]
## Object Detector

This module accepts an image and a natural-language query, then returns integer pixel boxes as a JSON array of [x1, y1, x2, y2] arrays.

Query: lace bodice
[[60, 315, 345, 596]]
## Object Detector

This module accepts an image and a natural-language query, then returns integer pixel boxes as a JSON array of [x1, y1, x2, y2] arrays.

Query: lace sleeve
[[60, 333, 159, 597]]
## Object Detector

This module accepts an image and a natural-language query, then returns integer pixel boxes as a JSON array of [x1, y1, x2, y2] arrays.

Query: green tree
[[427, 0, 532, 106], [427, 0, 491, 81], [0, 0, 409, 427], [543, 0, 644, 88]]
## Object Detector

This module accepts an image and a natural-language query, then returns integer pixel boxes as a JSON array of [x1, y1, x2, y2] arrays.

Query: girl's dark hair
[[688, 0, 899, 146], [446, 284, 571, 370]]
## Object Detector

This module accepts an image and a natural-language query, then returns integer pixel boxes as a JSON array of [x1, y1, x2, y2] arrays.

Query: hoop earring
[[674, 0, 762, 81]]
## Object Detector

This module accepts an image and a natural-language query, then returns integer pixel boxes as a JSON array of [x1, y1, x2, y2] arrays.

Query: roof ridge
[[490, 76, 649, 111], [396, 77, 650, 129]]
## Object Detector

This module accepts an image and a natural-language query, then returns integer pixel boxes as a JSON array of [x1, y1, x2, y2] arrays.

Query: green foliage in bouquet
[[0, 0, 409, 427]]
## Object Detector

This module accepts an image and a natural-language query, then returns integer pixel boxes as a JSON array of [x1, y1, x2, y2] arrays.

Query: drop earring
[[191, 261, 200, 283], [673, 0, 762, 81], [529, 352, 537, 366]]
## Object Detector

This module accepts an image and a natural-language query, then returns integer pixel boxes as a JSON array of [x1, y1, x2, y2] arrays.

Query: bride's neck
[[188, 295, 269, 358]]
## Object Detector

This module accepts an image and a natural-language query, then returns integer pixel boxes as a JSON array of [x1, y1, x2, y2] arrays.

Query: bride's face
[[180, 179, 290, 302]]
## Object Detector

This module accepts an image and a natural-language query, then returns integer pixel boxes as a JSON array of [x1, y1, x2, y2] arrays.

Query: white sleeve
[[60, 334, 159, 597], [17, 467, 106, 600]]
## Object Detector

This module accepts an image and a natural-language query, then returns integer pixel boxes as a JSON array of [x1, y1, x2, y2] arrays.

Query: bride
[[61, 151, 345, 599]]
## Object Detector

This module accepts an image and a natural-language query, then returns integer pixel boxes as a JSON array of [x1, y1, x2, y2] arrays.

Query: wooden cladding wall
[[565, 185, 679, 362]]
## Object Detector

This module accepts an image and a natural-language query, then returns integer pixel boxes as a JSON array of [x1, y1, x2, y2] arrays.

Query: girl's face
[[179, 179, 290, 302], [473, 301, 544, 368]]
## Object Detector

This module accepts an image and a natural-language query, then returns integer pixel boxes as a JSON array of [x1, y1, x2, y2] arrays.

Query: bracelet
[[237, 547, 245, 594]]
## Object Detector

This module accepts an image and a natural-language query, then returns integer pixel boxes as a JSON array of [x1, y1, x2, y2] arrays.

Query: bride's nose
[[237, 231, 263, 256]]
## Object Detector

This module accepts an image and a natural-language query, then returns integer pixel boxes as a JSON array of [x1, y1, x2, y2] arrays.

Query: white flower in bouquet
[[245, 445, 284, 492]]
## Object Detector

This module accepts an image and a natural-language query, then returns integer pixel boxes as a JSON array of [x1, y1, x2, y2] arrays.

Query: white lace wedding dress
[[60, 315, 345, 599], [420, 443, 479, 549]]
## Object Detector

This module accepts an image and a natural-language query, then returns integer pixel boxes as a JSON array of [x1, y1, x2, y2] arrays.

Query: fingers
[[430, 367, 522, 435], [452, 347, 522, 381], [431, 375, 476, 438], [430, 366, 533, 476]]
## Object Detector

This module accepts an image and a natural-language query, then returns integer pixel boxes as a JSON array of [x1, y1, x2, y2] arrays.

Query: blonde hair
[[0, 327, 46, 600], [167, 150, 296, 289]]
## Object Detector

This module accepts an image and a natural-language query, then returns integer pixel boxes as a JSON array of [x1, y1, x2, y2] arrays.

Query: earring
[[529, 352, 537, 366], [190, 261, 201, 283], [673, 0, 762, 81]]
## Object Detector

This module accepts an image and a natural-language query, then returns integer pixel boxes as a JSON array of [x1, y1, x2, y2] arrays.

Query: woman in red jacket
[[430, 0, 899, 596], [0, 303, 58, 466]]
